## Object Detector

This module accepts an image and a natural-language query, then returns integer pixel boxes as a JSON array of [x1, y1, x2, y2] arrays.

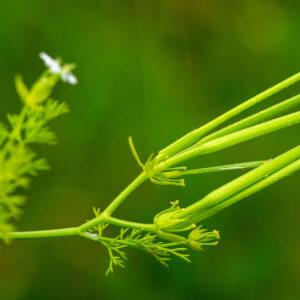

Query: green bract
[[0, 54, 299, 275]]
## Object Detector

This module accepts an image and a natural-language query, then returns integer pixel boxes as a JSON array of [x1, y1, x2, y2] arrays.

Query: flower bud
[[188, 226, 220, 251]]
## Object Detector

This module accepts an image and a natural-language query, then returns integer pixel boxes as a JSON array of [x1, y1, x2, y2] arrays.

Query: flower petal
[[61, 71, 78, 85], [39, 52, 62, 74]]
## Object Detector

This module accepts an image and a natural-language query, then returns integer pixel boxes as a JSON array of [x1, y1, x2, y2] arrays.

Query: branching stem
[[79, 171, 148, 232], [0, 172, 151, 241], [9, 54, 295, 275], [103, 172, 148, 216]]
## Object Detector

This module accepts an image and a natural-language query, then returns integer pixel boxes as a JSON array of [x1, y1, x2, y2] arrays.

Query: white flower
[[39, 52, 78, 85], [39, 52, 61, 73], [61, 71, 78, 85]]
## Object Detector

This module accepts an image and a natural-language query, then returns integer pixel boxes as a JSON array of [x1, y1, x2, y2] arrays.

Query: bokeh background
[[0, 0, 299, 299]]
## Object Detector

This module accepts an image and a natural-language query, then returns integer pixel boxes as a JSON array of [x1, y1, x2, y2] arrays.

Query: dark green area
[[0, 0, 299, 299]]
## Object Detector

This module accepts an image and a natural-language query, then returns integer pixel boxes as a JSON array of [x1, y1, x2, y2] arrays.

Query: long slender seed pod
[[190, 159, 300, 223], [197, 93, 300, 145], [155, 111, 300, 171], [158, 146, 300, 230], [163, 161, 266, 178], [157, 72, 300, 160]]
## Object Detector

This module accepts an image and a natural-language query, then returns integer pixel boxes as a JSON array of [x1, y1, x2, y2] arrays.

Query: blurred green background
[[0, 0, 299, 299]]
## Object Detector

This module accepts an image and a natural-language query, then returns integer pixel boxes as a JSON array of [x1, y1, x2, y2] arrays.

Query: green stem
[[0, 173, 150, 241], [80, 172, 148, 232], [103, 216, 156, 232], [104, 172, 148, 216], [0, 227, 79, 240], [102, 216, 187, 243], [0, 217, 155, 241]]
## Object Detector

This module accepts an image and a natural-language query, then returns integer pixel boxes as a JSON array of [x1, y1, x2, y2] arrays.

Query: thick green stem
[[0, 218, 155, 241], [0, 227, 79, 240]]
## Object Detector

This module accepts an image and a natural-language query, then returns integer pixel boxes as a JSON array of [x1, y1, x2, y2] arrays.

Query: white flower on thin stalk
[[39, 52, 78, 85]]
